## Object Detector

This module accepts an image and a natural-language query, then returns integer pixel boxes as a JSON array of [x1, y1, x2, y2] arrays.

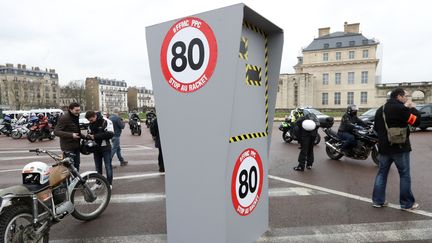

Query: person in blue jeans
[[372, 88, 421, 210], [86, 111, 115, 188], [109, 112, 128, 167]]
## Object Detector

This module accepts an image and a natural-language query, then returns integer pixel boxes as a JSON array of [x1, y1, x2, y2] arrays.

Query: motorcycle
[[323, 124, 379, 165], [10, 124, 30, 140], [130, 119, 142, 136], [279, 118, 321, 145], [0, 124, 12, 137], [27, 124, 55, 143], [0, 149, 111, 242]]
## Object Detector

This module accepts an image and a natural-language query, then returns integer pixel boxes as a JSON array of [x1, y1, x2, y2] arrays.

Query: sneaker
[[120, 161, 128, 166], [402, 202, 419, 211], [293, 166, 305, 171], [372, 201, 389, 208]]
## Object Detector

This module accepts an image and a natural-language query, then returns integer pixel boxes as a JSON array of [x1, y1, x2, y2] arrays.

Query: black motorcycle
[[324, 124, 379, 165], [129, 119, 142, 136], [279, 118, 321, 145]]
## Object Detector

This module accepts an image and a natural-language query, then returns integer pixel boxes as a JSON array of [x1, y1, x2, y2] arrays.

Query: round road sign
[[161, 17, 217, 93], [231, 148, 264, 216]]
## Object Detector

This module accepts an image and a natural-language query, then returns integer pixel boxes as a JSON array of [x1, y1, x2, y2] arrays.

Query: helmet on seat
[[347, 105, 359, 116], [22, 162, 50, 185]]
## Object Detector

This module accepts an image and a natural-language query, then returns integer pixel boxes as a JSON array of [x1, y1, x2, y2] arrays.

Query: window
[[322, 93, 328, 105], [324, 43, 329, 49], [349, 51, 355, 59], [335, 73, 341, 85], [361, 92, 368, 104], [362, 39, 369, 45], [363, 50, 369, 58], [349, 41, 355, 46], [361, 71, 368, 84], [348, 72, 355, 84], [347, 92, 354, 105], [334, 92, 341, 105], [323, 53, 328, 61], [336, 52, 341, 60], [322, 73, 329, 85], [336, 42, 342, 47]]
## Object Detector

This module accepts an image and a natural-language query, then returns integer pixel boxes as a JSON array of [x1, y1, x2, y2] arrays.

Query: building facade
[[127, 87, 154, 111], [0, 63, 60, 109], [277, 22, 381, 110], [85, 77, 128, 113]]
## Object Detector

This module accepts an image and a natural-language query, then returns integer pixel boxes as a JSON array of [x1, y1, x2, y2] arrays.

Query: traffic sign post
[[146, 4, 283, 243]]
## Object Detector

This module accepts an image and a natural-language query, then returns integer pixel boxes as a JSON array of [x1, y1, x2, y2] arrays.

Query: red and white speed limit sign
[[160, 17, 218, 93], [231, 148, 264, 216]]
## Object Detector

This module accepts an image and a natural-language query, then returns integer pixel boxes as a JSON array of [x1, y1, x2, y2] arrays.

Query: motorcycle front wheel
[[27, 131, 38, 143], [11, 130, 22, 139], [325, 145, 344, 160], [282, 131, 293, 143], [0, 205, 49, 243], [71, 173, 111, 221]]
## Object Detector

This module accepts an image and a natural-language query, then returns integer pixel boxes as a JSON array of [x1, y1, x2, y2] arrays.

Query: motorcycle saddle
[[23, 182, 50, 193]]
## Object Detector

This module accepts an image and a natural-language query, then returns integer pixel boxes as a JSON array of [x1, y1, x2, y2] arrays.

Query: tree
[[61, 80, 86, 109]]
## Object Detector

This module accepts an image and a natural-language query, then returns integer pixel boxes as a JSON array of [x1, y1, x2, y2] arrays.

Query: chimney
[[18, 64, 22, 69], [344, 22, 360, 33], [22, 65, 26, 70], [318, 27, 330, 37]]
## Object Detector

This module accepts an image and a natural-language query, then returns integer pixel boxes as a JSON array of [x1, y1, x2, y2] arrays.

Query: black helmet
[[38, 113, 44, 119], [347, 105, 359, 116], [80, 140, 98, 155]]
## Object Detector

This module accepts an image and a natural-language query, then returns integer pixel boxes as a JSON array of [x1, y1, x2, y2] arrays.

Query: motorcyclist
[[290, 108, 304, 123], [37, 113, 51, 138], [129, 111, 141, 129], [1, 114, 13, 135], [338, 105, 367, 152], [290, 108, 304, 143]]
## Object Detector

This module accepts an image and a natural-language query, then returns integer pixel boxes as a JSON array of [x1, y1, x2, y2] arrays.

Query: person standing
[[109, 112, 128, 166], [150, 117, 164, 172], [54, 103, 82, 171], [372, 88, 421, 210], [293, 112, 319, 171], [86, 111, 115, 188]]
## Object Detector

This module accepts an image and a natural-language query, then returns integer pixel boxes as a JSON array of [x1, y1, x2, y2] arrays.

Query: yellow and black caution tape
[[243, 20, 266, 37], [239, 36, 248, 60], [245, 64, 262, 86], [229, 132, 268, 143], [229, 21, 269, 143]]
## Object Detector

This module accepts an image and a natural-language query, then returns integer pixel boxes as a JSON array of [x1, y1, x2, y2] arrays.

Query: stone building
[[85, 77, 128, 113], [127, 87, 154, 111], [277, 22, 381, 110], [0, 63, 60, 109]]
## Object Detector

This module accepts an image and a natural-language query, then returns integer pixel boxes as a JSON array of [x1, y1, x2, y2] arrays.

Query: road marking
[[0, 146, 155, 155], [257, 220, 432, 242], [0, 155, 50, 161], [114, 172, 165, 180], [269, 175, 432, 218], [49, 220, 432, 243], [0, 168, 22, 173], [269, 187, 327, 197]]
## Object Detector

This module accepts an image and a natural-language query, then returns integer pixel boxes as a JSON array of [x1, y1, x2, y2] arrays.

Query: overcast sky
[[1, 0, 431, 88]]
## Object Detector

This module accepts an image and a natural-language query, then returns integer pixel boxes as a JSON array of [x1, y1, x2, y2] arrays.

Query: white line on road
[[0, 168, 22, 173], [269, 175, 432, 218], [0, 155, 50, 161], [113, 172, 165, 180]]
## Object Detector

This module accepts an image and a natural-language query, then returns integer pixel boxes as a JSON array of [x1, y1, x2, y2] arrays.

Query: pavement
[[0, 123, 432, 242]]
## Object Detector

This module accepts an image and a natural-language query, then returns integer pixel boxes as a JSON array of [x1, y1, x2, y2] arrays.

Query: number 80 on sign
[[231, 148, 264, 216]]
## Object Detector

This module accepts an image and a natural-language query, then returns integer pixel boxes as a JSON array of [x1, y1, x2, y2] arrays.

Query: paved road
[[0, 123, 432, 242]]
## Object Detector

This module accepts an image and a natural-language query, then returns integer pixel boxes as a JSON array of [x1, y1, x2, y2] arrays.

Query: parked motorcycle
[[10, 124, 30, 139], [130, 119, 142, 136], [0, 149, 111, 242], [324, 124, 379, 165], [27, 124, 55, 143], [279, 118, 321, 145]]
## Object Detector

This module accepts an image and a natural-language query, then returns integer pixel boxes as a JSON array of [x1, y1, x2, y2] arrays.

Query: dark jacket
[[296, 113, 319, 138], [88, 115, 114, 148], [54, 111, 81, 151], [150, 118, 161, 148], [374, 98, 421, 154], [338, 113, 367, 133], [109, 114, 125, 137]]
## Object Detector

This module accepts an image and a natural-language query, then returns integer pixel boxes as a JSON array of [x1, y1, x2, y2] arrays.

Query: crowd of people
[[291, 88, 421, 211]]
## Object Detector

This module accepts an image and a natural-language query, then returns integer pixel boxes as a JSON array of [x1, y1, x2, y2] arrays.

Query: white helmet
[[302, 119, 316, 131], [22, 162, 51, 185]]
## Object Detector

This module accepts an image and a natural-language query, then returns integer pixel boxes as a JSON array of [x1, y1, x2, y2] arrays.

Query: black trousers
[[158, 145, 164, 171], [297, 135, 315, 166]]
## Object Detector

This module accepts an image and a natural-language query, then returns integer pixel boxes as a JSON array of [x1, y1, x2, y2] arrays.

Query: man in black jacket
[[372, 88, 421, 210], [54, 103, 82, 170], [150, 118, 164, 172], [338, 105, 367, 153], [86, 111, 115, 187], [293, 112, 319, 171]]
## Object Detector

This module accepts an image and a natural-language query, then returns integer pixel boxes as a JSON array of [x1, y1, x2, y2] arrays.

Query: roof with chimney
[[303, 22, 378, 52]]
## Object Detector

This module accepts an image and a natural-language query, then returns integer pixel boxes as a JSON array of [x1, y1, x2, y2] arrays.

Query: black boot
[[293, 164, 305, 171]]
